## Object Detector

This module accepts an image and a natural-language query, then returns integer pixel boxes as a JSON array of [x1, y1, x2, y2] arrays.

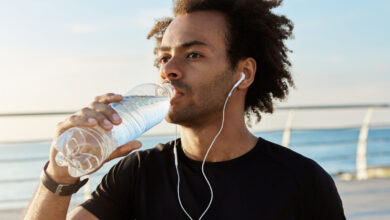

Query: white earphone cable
[[174, 126, 194, 220], [198, 84, 232, 219], [174, 73, 244, 219]]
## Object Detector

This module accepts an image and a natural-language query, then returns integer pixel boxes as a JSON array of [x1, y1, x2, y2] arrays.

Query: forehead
[[161, 11, 228, 50]]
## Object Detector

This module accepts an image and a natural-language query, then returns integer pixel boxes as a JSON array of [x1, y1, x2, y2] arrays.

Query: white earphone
[[227, 72, 245, 97], [173, 72, 246, 220], [236, 72, 246, 87]]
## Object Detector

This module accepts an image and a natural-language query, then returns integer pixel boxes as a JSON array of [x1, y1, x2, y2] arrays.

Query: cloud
[[71, 25, 97, 33]]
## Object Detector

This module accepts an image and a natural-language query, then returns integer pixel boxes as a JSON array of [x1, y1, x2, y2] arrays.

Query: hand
[[47, 93, 142, 183]]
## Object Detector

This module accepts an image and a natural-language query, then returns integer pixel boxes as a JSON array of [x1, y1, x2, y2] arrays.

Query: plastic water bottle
[[54, 83, 174, 177]]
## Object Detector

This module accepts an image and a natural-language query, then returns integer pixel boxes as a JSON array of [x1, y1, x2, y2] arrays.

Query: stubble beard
[[166, 68, 234, 127]]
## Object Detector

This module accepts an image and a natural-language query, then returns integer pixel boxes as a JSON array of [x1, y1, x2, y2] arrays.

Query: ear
[[235, 57, 256, 89]]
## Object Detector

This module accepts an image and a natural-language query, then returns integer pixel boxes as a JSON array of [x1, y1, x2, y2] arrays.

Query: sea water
[[1, 128, 389, 209]]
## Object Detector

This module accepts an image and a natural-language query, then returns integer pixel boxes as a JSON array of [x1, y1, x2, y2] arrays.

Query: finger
[[94, 93, 123, 105], [56, 115, 98, 137], [105, 140, 142, 162], [80, 107, 113, 130], [89, 101, 122, 125]]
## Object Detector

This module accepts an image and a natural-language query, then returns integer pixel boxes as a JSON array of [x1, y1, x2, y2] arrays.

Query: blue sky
[[0, 0, 389, 140], [279, 0, 389, 103]]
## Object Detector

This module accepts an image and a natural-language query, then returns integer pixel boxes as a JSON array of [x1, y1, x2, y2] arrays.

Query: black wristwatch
[[40, 161, 89, 196]]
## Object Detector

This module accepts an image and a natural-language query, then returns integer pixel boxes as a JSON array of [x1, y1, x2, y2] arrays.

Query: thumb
[[105, 140, 142, 162]]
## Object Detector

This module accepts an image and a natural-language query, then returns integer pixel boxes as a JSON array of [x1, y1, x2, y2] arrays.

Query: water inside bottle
[[110, 95, 170, 147], [55, 94, 170, 177], [55, 126, 112, 177]]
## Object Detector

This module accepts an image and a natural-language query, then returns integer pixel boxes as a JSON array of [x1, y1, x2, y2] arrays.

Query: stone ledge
[[337, 166, 390, 181]]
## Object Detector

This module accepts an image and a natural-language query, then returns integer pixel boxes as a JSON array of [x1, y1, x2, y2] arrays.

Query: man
[[24, 0, 346, 219]]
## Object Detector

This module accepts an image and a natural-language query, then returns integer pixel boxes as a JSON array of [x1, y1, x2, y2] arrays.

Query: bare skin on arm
[[23, 93, 142, 220]]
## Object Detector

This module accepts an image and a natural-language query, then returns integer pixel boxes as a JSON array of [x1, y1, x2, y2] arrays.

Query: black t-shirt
[[81, 138, 345, 219]]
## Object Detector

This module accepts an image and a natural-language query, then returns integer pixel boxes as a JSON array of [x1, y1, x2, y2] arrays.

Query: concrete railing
[[0, 103, 389, 204], [276, 104, 390, 180]]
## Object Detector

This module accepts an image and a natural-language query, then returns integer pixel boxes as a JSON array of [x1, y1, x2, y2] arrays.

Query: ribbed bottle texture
[[54, 83, 173, 177]]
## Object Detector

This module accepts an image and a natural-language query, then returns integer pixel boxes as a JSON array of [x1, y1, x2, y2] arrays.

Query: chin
[[165, 109, 193, 126], [165, 113, 183, 125], [164, 114, 175, 124], [165, 110, 180, 124]]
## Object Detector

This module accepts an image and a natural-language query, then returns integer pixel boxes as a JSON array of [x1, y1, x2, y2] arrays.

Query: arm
[[23, 180, 98, 220], [23, 93, 142, 220], [23, 184, 98, 220], [23, 162, 88, 220], [23, 183, 72, 220]]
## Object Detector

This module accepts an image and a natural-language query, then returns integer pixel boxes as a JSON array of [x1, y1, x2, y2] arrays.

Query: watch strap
[[41, 161, 89, 196]]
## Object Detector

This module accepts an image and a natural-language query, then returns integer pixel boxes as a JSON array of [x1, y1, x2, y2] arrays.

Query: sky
[[1, 0, 389, 141]]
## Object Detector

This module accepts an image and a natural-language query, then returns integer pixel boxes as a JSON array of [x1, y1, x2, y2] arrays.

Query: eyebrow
[[158, 40, 209, 52]]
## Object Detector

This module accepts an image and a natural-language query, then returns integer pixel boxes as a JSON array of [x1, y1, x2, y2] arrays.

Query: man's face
[[158, 11, 235, 126]]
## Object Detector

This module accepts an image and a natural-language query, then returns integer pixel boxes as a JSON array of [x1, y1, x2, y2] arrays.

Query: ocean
[[0, 128, 389, 210]]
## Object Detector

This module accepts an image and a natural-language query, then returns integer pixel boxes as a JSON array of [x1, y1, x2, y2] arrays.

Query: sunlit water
[[0, 128, 389, 209]]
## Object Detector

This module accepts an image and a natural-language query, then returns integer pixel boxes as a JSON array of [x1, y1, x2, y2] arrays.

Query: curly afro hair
[[148, 0, 294, 123]]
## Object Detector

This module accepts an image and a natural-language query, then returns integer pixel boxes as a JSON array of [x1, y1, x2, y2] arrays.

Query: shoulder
[[258, 138, 345, 218], [257, 137, 338, 196], [258, 137, 329, 180]]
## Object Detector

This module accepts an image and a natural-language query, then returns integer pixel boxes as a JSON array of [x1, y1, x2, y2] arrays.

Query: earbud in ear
[[232, 72, 245, 90], [227, 73, 246, 97], [239, 72, 245, 83]]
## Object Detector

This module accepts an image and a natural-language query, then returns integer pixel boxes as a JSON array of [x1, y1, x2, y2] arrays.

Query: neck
[[179, 103, 258, 162]]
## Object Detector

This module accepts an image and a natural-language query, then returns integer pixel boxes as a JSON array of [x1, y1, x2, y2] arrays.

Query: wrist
[[46, 160, 79, 184], [41, 161, 89, 196]]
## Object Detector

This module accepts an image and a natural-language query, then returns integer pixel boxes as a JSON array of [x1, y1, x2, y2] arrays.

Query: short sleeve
[[81, 153, 140, 220], [310, 165, 346, 220]]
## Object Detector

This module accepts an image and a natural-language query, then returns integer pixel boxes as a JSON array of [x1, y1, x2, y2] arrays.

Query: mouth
[[170, 90, 184, 104], [162, 80, 188, 104]]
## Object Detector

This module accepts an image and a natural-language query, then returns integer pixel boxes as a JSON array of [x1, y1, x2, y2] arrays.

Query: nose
[[159, 57, 182, 82]]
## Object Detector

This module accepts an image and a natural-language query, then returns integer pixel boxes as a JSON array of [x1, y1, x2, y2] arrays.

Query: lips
[[164, 81, 188, 104], [170, 90, 184, 104]]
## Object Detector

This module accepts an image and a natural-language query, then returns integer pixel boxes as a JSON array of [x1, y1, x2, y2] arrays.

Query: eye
[[159, 55, 171, 64], [187, 52, 202, 59]]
